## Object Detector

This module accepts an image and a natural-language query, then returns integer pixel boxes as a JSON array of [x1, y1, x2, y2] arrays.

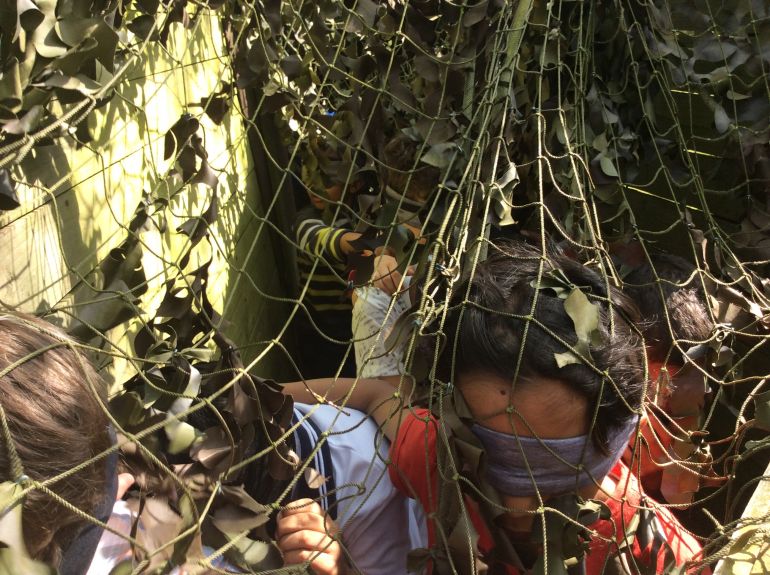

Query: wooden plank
[[0, 12, 289, 383]]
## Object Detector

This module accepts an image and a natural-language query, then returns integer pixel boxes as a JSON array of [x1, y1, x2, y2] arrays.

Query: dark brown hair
[[0, 312, 112, 565], [382, 134, 440, 204], [436, 240, 645, 449], [622, 253, 713, 361]]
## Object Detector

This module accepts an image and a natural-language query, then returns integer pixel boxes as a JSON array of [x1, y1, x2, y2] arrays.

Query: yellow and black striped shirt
[[295, 204, 353, 317]]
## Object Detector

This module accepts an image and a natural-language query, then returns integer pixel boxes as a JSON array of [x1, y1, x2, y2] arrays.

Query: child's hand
[[277, 499, 348, 575], [371, 254, 414, 295], [116, 473, 135, 500]]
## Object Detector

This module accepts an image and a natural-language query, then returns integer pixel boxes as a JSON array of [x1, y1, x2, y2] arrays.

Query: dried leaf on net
[[0, 0, 124, 161], [238, 0, 523, 231], [0, 483, 57, 574], [83, 181, 298, 570], [3, 0, 764, 569], [193, 83, 233, 125], [0, 0, 204, 193]]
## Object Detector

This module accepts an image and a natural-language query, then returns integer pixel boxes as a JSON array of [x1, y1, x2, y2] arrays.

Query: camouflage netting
[[1, 0, 769, 573]]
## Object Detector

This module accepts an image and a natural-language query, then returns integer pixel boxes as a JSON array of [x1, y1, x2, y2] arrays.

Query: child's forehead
[[458, 373, 590, 439]]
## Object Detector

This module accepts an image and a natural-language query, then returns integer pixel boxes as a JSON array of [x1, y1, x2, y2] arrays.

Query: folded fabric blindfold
[[58, 425, 119, 575], [471, 417, 639, 498]]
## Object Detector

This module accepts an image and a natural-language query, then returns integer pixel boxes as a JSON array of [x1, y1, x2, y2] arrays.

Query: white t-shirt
[[293, 403, 426, 574], [88, 404, 426, 575], [352, 285, 412, 379]]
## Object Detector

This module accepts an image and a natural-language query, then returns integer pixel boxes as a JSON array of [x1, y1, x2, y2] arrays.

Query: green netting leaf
[[166, 420, 200, 454], [406, 548, 433, 573], [67, 279, 139, 340], [531, 277, 569, 299], [714, 105, 730, 134], [165, 359, 203, 454], [599, 154, 619, 178], [108, 560, 134, 575], [0, 59, 23, 114], [0, 482, 25, 550], [560, 288, 602, 362], [17, 0, 44, 31], [200, 93, 230, 125], [127, 14, 157, 40], [303, 466, 327, 489], [0, 483, 55, 574], [170, 493, 199, 567], [39, 72, 102, 94], [0, 169, 20, 211], [68, 277, 140, 340], [421, 142, 460, 169], [225, 536, 282, 571], [191, 427, 233, 470], [753, 390, 770, 431], [211, 503, 271, 534], [462, 0, 489, 27], [137, 0, 159, 15], [164, 114, 200, 160], [55, 16, 101, 46], [110, 390, 147, 427], [693, 37, 737, 62], [743, 439, 768, 453], [2, 105, 43, 134], [179, 347, 217, 363], [712, 345, 735, 368], [554, 350, 581, 368], [348, 0, 378, 31], [0, 549, 56, 575], [190, 159, 220, 189], [29, 0, 69, 59]]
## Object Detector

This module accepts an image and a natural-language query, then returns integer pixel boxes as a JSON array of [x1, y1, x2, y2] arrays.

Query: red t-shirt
[[388, 408, 706, 574]]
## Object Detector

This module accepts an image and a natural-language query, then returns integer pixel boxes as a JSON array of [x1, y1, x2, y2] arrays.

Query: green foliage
[[1, 0, 769, 571], [0, 482, 56, 575]]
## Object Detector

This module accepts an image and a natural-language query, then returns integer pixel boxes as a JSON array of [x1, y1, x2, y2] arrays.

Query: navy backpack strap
[[291, 409, 338, 521]]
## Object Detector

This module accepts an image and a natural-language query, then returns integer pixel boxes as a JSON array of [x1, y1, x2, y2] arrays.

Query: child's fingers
[[282, 549, 340, 575], [277, 499, 338, 538], [281, 498, 324, 518], [278, 526, 343, 575], [278, 528, 334, 554], [276, 509, 329, 539]]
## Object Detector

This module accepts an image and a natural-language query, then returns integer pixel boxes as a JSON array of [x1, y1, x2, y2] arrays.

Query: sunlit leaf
[[754, 390, 770, 431]]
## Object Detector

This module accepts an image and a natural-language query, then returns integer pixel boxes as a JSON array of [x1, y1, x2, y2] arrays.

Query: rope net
[[1, 0, 769, 573]]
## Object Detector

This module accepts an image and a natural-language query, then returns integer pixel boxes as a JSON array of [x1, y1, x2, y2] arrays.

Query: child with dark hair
[[285, 240, 705, 574], [621, 253, 716, 504], [380, 133, 440, 224], [0, 312, 118, 574], [350, 133, 440, 381], [294, 131, 365, 378]]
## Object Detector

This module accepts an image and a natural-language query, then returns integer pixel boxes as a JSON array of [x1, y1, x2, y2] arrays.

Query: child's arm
[[282, 377, 411, 442], [277, 499, 350, 575], [295, 205, 361, 263]]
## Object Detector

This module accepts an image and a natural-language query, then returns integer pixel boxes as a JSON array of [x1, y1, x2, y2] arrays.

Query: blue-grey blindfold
[[471, 417, 639, 498]]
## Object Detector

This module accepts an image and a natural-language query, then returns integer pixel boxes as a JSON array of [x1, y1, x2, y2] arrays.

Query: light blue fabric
[[470, 417, 638, 497]]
